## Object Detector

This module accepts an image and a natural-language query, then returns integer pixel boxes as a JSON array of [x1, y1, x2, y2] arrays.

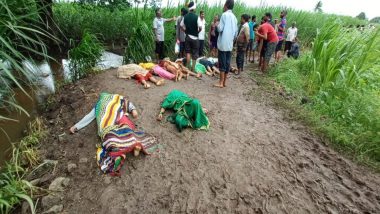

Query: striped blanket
[[94, 93, 158, 176]]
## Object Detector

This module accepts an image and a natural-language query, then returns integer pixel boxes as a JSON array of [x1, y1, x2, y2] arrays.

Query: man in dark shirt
[[181, 1, 202, 72]]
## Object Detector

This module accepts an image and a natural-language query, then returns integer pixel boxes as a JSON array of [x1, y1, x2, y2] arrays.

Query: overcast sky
[[162, 0, 379, 19]]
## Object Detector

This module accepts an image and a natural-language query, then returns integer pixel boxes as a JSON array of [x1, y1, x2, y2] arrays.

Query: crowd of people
[[68, 0, 302, 176], [152, 0, 300, 88]]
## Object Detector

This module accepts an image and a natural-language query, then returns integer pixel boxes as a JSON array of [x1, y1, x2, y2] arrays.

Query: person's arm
[[255, 26, 268, 40], [198, 18, 202, 33], [217, 14, 225, 33], [157, 108, 166, 121], [127, 101, 138, 118], [164, 17, 176, 22], [70, 108, 96, 133], [294, 29, 298, 41], [180, 18, 186, 32], [234, 17, 238, 39], [244, 25, 250, 43], [153, 19, 158, 41], [176, 18, 180, 41]]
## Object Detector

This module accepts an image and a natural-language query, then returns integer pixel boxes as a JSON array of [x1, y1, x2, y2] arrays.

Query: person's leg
[[180, 42, 186, 58], [158, 41, 164, 60], [199, 40, 204, 57], [141, 80, 150, 89], [212, 66, 220, 74], [214, 51, 225, 87], [223, 51, 231, 87], [206, 66, 213, 76], [155, 42, 160, 63], [191, 38, 199, 72]]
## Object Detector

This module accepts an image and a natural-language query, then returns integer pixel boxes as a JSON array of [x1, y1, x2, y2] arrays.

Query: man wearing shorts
[[214, 0, 237, 88], [275, 10, 287, 63], [255, 15, 278, 73], [153, 9, 176, 62], [247, 15, 256, 63], [181, 1, 202, 72]]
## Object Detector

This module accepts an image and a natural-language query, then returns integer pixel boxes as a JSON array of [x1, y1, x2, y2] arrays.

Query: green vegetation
[[53, 2, 366, 62], [68, 32, 104, 81], [0, 0, 55, 120], [269, 22, 380, 167], [0, 118, 46, 214]]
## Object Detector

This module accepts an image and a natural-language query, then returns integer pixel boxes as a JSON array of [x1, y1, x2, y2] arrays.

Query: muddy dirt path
[[40, 64, 380, 214]]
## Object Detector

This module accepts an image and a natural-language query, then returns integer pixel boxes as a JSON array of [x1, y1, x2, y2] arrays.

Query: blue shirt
[[248, 21, 256, 40], [217, 10, 238, 52]]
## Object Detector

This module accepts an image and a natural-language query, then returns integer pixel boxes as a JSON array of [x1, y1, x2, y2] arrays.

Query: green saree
[[161, 90, 210, 132]]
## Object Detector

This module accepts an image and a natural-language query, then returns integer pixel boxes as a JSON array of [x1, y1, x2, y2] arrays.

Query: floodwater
[[0, 88, 37, 165], [0, 51, 123, 166]]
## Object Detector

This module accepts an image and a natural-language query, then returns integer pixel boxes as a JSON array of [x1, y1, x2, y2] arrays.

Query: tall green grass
[[270, 22, 380, 167], [0, 0, 56, 121], [53, 2, 367, 61], [0, 118, 46, 214], [68, 32, 104, 81]]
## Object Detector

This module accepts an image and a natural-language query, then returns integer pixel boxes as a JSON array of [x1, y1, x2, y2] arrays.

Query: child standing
[[235, 14, 250, 75]]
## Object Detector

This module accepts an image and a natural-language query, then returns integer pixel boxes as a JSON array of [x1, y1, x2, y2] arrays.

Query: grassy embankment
[[0, 118, 47, 213], [265, 23, 380, 169]]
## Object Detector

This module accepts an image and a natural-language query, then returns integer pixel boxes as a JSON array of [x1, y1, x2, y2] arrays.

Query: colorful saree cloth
[[152, 65, 175, 80], [161, 90, 210, 132], [94, 93, 158, 176]]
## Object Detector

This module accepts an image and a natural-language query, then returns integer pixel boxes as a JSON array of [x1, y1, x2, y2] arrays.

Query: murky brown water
[[0, 88, 37, 165], [0, 51, 123, 166]]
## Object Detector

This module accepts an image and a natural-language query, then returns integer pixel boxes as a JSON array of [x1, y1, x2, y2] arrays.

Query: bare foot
[[213, 83, 224, 88], [196, 73, 202, 79], [156, 79, 165, 86], [134, 146, 141, 156], [144, 83, 151, 89]]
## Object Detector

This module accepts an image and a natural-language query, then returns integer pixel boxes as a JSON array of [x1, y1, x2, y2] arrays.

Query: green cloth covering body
[[161, 90, 210, 132]]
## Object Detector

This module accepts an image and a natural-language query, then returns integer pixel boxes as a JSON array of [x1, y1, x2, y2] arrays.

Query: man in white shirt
[[214, 0, 237, 88], [198, 11, 206, 57], [284, 22, 298, 54], [153, 8, 176, 62]]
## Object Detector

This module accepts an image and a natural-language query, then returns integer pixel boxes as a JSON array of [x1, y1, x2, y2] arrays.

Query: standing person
[[181, 1, 202, 72], [275, 10, 287, 63], [213, 0, 237, 88], [247, 15, 256, 63], [258, 16, 266, 68], [153, 9, 176, 62], [198, 11, 206, 57], [176, 8, 188, 58], [209, 15, 220, 57], [285, 22, 297, 55], [235, 14, 250, 74], [255, 15, 278, 73]]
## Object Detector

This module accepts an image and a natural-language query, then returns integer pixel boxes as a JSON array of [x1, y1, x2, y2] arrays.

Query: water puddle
[[0, 51, 123, 165]]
